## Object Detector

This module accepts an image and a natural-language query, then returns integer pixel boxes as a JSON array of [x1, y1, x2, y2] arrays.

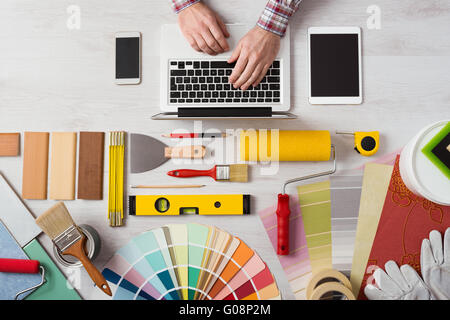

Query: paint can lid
[[53, 225, 100, 268], [410, 120, 450, 205]]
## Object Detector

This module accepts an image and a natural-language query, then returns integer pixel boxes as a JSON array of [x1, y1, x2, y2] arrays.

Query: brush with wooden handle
[[167, 164, 248, 182], [35, 202, 112, 296]]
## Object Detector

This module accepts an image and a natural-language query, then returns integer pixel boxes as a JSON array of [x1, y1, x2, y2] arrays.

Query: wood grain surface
[[49, 132, 77, 200], [77, 132, 105, 200], [0, 133, 20, 156], [22, 132, 49, 199]]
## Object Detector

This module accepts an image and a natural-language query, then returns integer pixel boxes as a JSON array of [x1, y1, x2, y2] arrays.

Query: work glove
[[421, 228, 450, 300], [364, 260, 434, 300]]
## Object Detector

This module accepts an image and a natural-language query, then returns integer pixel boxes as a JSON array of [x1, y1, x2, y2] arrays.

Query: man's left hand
[[228, 26, 280, 90]]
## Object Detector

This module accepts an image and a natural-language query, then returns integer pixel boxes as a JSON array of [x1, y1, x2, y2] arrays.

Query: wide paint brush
[[167, 164, 248, 182], [35, 202, 112, 296]]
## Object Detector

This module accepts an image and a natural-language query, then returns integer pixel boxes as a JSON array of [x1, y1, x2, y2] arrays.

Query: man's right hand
[[177, 2, 230, 55]]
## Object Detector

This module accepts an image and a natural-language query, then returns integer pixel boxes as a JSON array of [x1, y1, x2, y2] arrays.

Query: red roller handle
[[0, 258, 40, 274], [167, 167, 216, 180], [276, 194, 291, 255]]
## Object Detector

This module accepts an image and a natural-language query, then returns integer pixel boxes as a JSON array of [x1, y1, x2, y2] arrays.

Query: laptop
[[153, 24, 295, 120]]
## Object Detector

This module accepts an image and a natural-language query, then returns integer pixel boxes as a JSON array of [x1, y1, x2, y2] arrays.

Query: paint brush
[[167, 164, 248, 182], [35, 202, 112, 296]]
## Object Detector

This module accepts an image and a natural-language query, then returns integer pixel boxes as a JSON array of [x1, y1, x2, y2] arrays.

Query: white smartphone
[[115, 31, 141, 85], [308, 27, 362, 104]]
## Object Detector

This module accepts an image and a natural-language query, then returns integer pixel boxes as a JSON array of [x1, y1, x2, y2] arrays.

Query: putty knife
[[130, 133, 206, 173]]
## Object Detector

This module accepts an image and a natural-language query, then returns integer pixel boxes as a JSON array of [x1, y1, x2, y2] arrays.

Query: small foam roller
[[240, 130, 331, 162], [0, 258, 40, 274]]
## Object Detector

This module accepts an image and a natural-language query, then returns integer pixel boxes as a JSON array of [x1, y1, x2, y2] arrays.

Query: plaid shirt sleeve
[[171, 0, 201, 13], [257, 0, 303, 37]]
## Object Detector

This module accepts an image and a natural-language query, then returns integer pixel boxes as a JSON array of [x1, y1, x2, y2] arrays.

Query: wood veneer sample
[[22, 132, 49, 199], [49, 132, 77, 200], [0, 133, 20, 156], [77, 132, 105, 200]]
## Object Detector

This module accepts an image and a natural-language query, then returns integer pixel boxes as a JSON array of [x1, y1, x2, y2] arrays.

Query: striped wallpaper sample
[[330, 175, 362, 275], [297, 180, 332, 273], [258, 195, 312, 299]]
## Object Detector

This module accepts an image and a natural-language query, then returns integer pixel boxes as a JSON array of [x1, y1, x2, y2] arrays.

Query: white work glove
[[364, 260, 434, 300], [421, 228, 450, 300]]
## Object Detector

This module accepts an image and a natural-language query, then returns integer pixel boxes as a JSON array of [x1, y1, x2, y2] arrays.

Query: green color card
[[23, 239, 81, 300], [297, 180, 332, 272]]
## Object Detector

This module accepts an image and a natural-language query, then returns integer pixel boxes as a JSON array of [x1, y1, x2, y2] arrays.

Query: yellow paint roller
[[239, 130, 335, 256], [240, 130, 331, 162]]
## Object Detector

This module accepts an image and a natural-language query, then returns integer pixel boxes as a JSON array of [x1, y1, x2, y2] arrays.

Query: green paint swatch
[[23, 239, 81, 300], [422, 121, 450, 179], [188, 223, 210, 300], [297, 180, 332, 272]]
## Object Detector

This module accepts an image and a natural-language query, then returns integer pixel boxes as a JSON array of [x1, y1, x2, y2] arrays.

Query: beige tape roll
[[306, 269, 353, 300], [309, 282, 356, 300]]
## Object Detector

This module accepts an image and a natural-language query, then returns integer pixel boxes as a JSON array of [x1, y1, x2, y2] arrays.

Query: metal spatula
[[130, 133, 206, 173]]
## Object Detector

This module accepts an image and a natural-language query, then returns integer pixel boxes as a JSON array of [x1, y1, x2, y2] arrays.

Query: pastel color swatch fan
[[101, 224, 281, 300]]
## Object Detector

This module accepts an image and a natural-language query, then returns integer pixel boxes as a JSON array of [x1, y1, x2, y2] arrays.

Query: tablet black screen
[[310, 34, 360, 97]]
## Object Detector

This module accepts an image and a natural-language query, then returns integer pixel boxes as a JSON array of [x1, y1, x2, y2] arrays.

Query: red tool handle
[[170, 133, 197, 138], [0, 258, 40, 274], [167, 167, 216, 180], [276, 194, 291, 255]]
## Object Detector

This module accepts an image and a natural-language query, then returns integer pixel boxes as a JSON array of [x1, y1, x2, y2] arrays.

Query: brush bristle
[[229, 164, 248, 182], [35, 202, 76, 240]]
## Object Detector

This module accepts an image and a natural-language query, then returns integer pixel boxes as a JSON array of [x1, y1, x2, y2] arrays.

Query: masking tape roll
[[309, 282, 356, 300], [306, 268, 352, 300], [240, 130, 331, 162]]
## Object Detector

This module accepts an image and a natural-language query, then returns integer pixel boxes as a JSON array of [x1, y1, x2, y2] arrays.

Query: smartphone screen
[[115, 36, 140, 79]]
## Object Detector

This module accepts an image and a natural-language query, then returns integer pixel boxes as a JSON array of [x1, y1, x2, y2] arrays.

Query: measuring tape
[[337, 131, 380, 157]]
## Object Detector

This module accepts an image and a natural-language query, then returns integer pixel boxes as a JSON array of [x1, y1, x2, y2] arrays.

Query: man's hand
[[178, 2, 230, 55], [228, 26, 280, 90]]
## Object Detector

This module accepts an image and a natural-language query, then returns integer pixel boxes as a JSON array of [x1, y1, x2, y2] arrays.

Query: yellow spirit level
[[129, 194, 250, 216]]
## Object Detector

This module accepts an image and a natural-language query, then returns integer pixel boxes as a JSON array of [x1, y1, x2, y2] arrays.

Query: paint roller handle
[[276, 194, 291, 255], [0, 258, 40, 274]]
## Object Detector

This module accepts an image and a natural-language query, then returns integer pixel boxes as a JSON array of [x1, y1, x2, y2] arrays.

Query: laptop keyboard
[[169, 60, 281, 105]]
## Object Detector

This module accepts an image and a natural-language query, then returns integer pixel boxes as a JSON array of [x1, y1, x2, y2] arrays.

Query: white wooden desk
[[1, 0, 449, 300]]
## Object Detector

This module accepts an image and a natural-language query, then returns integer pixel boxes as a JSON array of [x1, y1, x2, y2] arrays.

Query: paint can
[[53, 224, 101, 268], [399, 120, 450, 206]]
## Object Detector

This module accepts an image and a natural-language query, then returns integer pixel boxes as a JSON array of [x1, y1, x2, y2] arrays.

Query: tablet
[[308, 27, 362, 104]]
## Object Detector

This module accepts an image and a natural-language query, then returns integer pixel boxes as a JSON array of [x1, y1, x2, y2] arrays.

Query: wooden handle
[[164, 145, 206, 159], [63, 236, 112, 296]]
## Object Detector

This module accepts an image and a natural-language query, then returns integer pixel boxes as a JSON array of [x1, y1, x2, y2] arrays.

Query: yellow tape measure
[[337, 131, 379, 157]]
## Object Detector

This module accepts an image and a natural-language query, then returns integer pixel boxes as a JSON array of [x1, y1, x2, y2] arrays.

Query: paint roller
[[0, 258, 45, 299], [240, 130, 336, 255], [240, 130, 331, 162]]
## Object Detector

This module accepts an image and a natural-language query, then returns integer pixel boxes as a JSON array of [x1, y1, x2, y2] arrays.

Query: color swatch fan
[[101, 224, 281, 300]]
